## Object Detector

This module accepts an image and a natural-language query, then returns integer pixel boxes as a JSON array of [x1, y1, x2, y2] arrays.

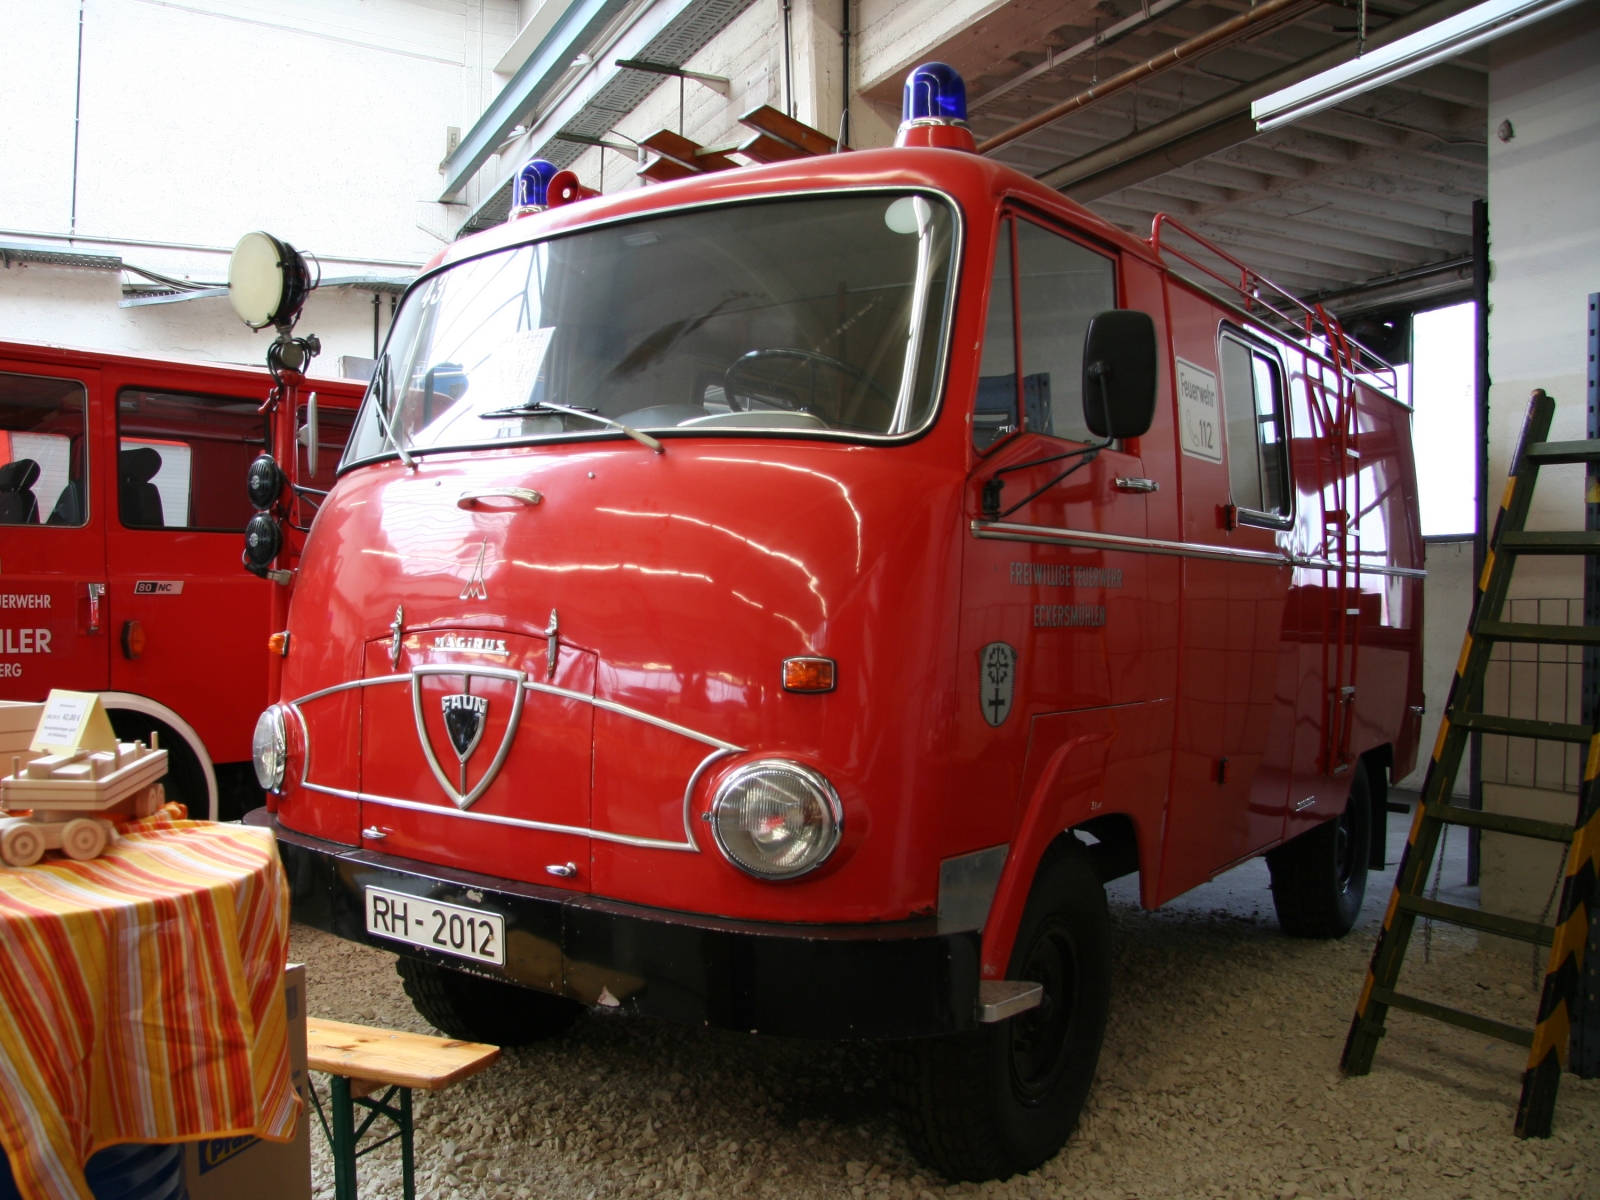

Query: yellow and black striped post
[[1515, 729, 1600, 1136]]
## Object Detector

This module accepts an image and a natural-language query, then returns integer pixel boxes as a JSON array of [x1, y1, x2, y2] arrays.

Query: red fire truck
[[0, 340, 363, 819], [248, 64, 1422, 1180]]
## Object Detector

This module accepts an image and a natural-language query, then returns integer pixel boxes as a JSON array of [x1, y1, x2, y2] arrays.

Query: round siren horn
[[548, 170, 600, 207], [513, 158, 559, 216], [896, 62, 976, 152]]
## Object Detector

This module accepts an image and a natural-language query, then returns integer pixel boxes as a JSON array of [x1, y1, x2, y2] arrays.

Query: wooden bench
[[306, 1017, 500, 1200]]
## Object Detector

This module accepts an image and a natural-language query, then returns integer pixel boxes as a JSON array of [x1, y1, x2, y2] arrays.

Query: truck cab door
[[104, 379, 272, 777], [958, 215, 1161, 855], [0, 362, 108, 698]]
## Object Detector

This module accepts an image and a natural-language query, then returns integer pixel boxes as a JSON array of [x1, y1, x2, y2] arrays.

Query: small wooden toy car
[[0, 737, 169, 867]]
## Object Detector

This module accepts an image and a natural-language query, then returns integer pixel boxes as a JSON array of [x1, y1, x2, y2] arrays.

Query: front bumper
[[252, 809, 980, 1040]]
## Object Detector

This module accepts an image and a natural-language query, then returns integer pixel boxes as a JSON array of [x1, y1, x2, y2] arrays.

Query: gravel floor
[[292, 845, 1600, 1200]]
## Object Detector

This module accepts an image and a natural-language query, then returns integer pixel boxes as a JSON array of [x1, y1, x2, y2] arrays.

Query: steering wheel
[[722, 348, 890, 413]]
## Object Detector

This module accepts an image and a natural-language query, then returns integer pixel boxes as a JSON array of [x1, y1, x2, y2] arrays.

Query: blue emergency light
[[514, 158, 559, 214], [902, 63, 968, 125]]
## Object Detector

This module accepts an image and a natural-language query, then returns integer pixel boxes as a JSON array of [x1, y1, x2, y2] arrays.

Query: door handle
[[457, 488, 541, 509], [86, 583, 106, 634], [1114, 477, 1158, 493]]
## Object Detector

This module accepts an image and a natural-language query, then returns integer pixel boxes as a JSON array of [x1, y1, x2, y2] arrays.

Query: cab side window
[[1219, 333, 1290, 518], [0, 372, 89, 527], [972, 217, 1117, 451], [1016, 218, 1116, 444], [117, 389, 266, 531]]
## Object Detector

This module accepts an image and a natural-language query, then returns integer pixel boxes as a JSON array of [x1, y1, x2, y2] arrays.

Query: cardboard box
[[183, 963, 311, 1200]]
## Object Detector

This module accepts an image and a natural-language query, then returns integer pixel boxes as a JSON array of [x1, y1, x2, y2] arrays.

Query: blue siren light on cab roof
[[902, 63, 968, 125], [895, 63, 976, 151], [514, 158, 559, 215]]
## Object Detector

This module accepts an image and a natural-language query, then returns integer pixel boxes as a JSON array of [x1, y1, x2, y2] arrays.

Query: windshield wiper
[[479, 400, 663, 454], [370, 355, 415, 469]]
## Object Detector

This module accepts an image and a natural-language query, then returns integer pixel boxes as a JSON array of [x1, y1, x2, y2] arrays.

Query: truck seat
[[118, 447, 166, 528], [0, 459, 41, 525]]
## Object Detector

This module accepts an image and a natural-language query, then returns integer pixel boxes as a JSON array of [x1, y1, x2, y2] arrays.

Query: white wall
[[1486, 1, 1600, 602], [0, 0, 519, 374], [1476, 1, 1600, 947]]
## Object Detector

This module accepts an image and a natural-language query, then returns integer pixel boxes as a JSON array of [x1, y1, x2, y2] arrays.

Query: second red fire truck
[[246, 63, 1422, 1180], [0, 341, 363, 819]]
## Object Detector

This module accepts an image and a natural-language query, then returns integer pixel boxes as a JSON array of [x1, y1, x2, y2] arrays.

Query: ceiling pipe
[[1039, 0, 1486, 196], [975, 0, 1317, 157]]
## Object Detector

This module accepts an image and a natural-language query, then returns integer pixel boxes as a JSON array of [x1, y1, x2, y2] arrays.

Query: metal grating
[[461, 0, 757, 234], [0, 242, 122, 271]]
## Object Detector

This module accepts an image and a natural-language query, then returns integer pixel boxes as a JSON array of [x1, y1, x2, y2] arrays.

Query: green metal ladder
[[1341, 388, 1600, 1136]]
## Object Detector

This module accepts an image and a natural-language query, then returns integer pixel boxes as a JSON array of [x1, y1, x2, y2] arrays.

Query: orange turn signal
[[782, 656, 836, 693], [267, 631, 291, 657], [120, 620, 145, 660]]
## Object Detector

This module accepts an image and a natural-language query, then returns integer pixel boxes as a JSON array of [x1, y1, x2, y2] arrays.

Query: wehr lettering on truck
[[0, 595, 55, 675], [248, 62, 1423, 1182]]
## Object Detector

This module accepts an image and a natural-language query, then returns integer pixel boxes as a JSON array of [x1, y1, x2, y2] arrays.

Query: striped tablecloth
[[0, 808, 298, 1200]]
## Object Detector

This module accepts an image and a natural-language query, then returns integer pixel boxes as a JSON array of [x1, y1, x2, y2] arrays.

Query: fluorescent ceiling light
[[1252, 0, 1586, 131]]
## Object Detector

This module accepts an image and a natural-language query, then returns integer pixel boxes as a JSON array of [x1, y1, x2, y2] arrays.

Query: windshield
[[342, 191, 958, 466]]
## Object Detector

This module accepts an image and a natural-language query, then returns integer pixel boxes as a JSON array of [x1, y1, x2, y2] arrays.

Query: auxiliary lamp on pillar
[[228, 230, 322, 586], [896, 63, 976, 152]]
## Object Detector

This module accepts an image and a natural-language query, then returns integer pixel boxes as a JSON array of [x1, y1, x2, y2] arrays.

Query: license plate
[[365, 886, 506, 966]]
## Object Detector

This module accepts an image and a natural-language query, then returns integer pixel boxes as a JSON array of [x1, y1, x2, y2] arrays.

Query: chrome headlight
[[710, 760, 842, 879], [252, 706, 287, 791]]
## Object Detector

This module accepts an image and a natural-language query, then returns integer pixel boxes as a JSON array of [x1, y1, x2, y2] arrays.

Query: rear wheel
[[396, 957, 583, 1046], [1267, 763, 1372, 938], [106, 710, 209, 819], [891, 841, 1111, 1181], [60, 818, 108, 861]]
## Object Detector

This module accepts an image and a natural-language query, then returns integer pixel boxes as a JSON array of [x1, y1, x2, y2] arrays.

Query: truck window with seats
[[1219, 330, 1290, 520], [117, 389, 267, 531], [0, 372, 89, 527]]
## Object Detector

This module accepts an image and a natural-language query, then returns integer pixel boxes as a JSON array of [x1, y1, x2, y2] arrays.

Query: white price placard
[[31, 689, 116, 754]]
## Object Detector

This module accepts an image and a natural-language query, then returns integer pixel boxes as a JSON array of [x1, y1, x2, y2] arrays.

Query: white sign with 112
[[1175, 358, 1223, 464]]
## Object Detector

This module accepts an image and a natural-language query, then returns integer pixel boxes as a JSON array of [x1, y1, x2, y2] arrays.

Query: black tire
[[1267, 763, 1372, 938], [106, 710, 210, 819], [395, 957, 583, 1046], [891, 840, 1111, 1181]]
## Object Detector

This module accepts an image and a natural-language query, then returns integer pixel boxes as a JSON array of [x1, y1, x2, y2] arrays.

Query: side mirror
[[1081, 310, 1158, 440], [297, 391, 319, 480]]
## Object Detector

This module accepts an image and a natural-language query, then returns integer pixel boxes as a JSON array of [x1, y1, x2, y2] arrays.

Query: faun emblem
[[442, 692, 488, 762], [411, 666, 525, 810]]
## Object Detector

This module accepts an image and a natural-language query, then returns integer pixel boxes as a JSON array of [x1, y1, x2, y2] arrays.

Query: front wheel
[[891, 841, 1111, 1181], [1267, 762, 1372, 938], [396, 957, 584, 1046]]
